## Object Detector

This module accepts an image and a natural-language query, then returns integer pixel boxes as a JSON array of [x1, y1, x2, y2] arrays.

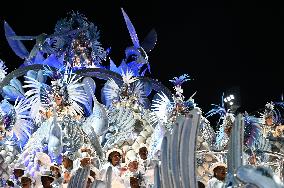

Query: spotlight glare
[[229, 101, 234, 106]]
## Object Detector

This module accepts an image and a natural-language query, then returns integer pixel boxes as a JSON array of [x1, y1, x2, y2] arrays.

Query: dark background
[[0, 1, 283, 119]]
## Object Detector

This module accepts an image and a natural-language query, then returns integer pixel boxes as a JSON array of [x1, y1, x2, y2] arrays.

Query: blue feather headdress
[[207, 94, 262, 149], [170, 74, 196, 110], [169, 74, 191, 100], [206, 93, 229, 125], [5, 11, 106, 69], [55, 11, 106, 67], [169, 74, 191, 87], [243, 113, 262, 148]]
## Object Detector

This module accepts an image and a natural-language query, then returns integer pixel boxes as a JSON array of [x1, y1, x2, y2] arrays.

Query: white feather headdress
[[121, 69, 138, 85], [103, 69, 146, 107], [23, 69, 88, 121], [151, 92, 174, 124]]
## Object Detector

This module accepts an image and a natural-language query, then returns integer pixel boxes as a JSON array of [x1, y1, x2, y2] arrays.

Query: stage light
[[229, 101, 234, 106]]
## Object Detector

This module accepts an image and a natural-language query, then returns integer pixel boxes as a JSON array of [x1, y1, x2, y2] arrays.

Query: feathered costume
[[101, 69, 154, 158], [148, 74, 197, 159]]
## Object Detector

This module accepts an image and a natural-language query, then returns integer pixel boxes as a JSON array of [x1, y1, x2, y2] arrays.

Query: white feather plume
[[12, 98, 33, 141], [103, 78, 120, 103], [23, 76, 49, 123], [65, 73, 88, 116], [121, 69, 137, 85], [132, 81, 146, 105], [151, 92, 174, 124]]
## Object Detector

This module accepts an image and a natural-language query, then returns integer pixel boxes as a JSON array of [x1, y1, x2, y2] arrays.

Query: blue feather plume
[[169, 74, 191, 86], [4, 21, 29, 59]]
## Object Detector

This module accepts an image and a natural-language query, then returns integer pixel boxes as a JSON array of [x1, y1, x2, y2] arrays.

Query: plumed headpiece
[[105, 147, 123, 159], [261, 101, 283, 124], [14, 163, 26, 170], [264, 102, 275, 118], [209, 162, 227, 175], [40, 170, 55, 179]]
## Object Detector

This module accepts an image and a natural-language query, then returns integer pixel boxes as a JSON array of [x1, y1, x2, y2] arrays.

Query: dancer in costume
[[206, 162, 227, 188], [149, 74, 196, 159], [100, 147, 127, 188]]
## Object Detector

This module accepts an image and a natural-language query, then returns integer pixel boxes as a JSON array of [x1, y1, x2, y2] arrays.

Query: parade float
[[1, 8, 284, 188]]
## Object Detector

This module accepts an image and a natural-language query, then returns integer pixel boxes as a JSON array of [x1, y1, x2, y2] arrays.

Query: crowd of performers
[[1, 9, 284, 188], [196, 99, 284, 187]]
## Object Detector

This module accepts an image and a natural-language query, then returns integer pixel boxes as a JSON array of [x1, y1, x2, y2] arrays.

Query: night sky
[[0, 1, 283, 117]]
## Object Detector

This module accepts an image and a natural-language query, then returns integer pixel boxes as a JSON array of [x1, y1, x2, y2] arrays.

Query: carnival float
[[0, 8, 284, 188]]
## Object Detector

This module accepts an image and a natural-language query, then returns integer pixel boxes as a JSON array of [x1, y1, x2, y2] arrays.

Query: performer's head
[[40, 170, 55, 188], [108, 151, 121, 166], [21, 176, 33, 188], [138, 146, 148, 160], [265, 115, 274, 126], [13, 163, 26, 178], [62, 154, 74, 169], [50, 163, 62, 178], [130, 176, 140, 188], [213, 165, 226, 181], [128, 160, 139, 172]]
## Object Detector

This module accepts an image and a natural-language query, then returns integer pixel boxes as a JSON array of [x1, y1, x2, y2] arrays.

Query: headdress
[[14, 163, 26, 170], [208, 154, 227, 175], [40, 170, 55, 179], [102, 69, 146, 107], [169, 74, 191, 97], [54, 11, 107, 67], [23, 67, 87, 122], [105, 147, 123, 159], [209, 162, 227, 175], [206, 93, 230, 123], [257, 101, 284, 125]]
